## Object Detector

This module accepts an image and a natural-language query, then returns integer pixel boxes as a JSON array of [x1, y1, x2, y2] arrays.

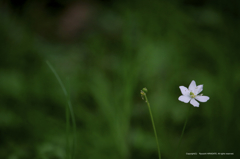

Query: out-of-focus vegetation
[[0, 0, 240, 158]]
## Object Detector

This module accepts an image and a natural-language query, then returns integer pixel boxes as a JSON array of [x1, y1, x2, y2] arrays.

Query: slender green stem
[[143, 94, 161, 159], [174, 106, 192, 159], [46, 61, 76, 159]]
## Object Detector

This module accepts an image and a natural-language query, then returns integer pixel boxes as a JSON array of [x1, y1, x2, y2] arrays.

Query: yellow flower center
[[190, 92, 196, 98]]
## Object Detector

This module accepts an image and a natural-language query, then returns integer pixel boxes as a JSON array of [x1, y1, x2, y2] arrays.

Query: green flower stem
[[174, 106, 192, 159], [46, 61, 76, 159], [143, 93, 161, 159]]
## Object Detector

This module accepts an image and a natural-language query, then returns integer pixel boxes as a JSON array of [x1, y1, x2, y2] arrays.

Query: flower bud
[[142, 87, 148, 93]]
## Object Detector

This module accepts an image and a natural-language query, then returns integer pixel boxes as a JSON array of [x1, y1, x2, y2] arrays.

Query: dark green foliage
[[0, 0, 240, 158]]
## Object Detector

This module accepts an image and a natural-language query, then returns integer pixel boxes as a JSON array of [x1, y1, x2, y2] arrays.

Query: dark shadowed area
[[0, 0, 240, 158]]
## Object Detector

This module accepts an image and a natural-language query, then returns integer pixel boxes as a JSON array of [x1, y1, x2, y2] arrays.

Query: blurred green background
[[0, 0, 240, 158]]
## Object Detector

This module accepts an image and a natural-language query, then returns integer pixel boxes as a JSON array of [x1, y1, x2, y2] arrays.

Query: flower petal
[[195, 96, 209, 102], [178, 95, 191, 103], [179, 86, 190, 95], [196, 85, 203, 95], [192, 84, 203, 95], [188, 80, 196, 91], [190, 98, 199, 107]]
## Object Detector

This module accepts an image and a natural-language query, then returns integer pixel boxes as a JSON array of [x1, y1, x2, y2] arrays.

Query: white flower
[[178, 80, 209, 107]]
